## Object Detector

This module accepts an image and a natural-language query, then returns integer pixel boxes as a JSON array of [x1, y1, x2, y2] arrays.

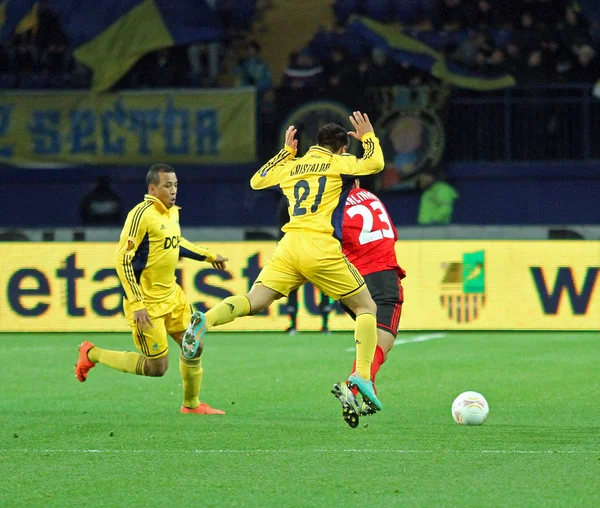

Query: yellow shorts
[[123, 284, 192, 359], [255, 232, 365, 301]]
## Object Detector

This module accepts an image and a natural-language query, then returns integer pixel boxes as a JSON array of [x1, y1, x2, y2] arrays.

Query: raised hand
[[348, 111, 374, 140], [285, 125, 298, 151]]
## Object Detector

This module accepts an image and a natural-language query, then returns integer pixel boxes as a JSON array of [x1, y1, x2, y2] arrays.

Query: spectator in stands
[[485, 48, 507, 73], [417, 169, 459, 225], [347, 55, 372, 96], [281, 50, 324, 90], [559, 5, 592, 50], [433, 0, 469, 31], [80, 176, 123, 226], [187, 43, 208, 87], [447, 32, 477, 69], [0, 42, 12, 74], [43, 44, 69, 76], [36, 4, 69, 49], [216, 0, 256, 37], [145, 48, 187, 88], [13, 34, 36, 76], [572, 45, 600, 83], [468, 0, 494, 30], [529, 0, 565, 30], [323, 45, 352, 91], [400, 60, 433, 86], [367, 48, 401, 87], [234, 40, 272, 90], [512, 11, 543, 54], [520, 49, 550, 84], [504, 41, 525, 76], [473, 30, 498, 72]]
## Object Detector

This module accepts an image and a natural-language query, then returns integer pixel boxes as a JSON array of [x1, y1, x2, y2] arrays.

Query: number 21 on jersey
[[346, 201, 394, 245], [292, 176, 326, 216]]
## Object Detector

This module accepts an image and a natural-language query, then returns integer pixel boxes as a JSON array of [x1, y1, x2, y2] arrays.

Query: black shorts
[[341, 269, 404, 337]]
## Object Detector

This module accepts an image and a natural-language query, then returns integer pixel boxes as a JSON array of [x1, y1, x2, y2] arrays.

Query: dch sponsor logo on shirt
[[163, 236, 180, 249]]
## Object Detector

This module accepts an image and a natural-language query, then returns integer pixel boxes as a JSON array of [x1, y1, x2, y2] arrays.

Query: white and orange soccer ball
[[452, 391, 489, 426]]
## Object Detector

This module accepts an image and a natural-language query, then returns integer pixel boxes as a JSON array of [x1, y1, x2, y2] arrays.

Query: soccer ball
[[451, 391, 489, 426]]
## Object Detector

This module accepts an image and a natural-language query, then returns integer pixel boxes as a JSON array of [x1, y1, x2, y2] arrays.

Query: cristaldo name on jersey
[[290, 162, 331, 176]]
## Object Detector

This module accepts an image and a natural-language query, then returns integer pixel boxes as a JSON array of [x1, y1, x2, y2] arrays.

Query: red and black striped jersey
[[341, 187, 406, 278]]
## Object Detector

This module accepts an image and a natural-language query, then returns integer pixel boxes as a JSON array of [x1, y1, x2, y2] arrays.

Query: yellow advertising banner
[[0, 241, 598, 332], [0, 90, 256, 166]]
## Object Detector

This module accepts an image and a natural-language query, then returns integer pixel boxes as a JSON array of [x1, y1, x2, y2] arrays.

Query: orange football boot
[[181, 403, 226, 415], [75, 341, 96, 382]]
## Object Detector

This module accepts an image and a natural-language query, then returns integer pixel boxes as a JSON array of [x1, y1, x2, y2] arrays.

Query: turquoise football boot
[[348, 372, 382, 412], [181, 311, 206, 359]]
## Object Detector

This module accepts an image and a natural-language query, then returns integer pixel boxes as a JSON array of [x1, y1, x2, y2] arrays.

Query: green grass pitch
[[1, 331, 599, 507]]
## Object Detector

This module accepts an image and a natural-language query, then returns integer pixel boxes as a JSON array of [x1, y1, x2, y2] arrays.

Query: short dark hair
[[317, 123, 349, 153], [249, 40, 260, 53], [146, 163, 174, 186]]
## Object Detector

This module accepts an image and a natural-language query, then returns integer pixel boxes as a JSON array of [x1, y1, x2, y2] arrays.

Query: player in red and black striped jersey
[[340, 181, 406, 415]]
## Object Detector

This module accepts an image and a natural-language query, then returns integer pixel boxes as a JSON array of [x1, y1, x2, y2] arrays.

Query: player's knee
[[144, 358, 168, 377], [381, 343, 392, 359], [378, 330, 395, 358], [365, 298, 377, 315], [354, 298, 377, 316], [247, 286, 281, 315], [341, 288, 377, 317], [247, 296, 269, 315]]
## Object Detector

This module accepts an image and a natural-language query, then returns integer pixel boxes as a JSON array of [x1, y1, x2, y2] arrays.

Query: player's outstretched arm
[[347, 111, 384, 176], [250, 126, 298, 190], [211, 254, 228, 270], [179, 237, 228, 269]]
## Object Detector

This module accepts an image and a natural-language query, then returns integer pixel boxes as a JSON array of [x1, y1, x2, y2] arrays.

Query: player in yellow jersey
[[75, 164, 229, 415], [182, 111, 385, 428]]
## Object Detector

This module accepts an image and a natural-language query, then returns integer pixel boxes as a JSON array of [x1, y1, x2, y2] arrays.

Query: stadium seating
[[333, 0, 435, 25], [215, 0, 257, 32], [364, 0, 395, 22], [0, 73, 17, 89], [18, 73, 49, 89]]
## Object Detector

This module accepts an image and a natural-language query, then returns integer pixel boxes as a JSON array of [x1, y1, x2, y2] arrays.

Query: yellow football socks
[[180, 354, 203, 409], [88, 347, 146, 376], [354, 312, 377, 380], [205, 295, 251, 328]]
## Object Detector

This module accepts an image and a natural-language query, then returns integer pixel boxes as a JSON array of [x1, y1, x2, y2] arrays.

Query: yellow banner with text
[[0, 241, 598, 332], [0, 90, 256, 166]]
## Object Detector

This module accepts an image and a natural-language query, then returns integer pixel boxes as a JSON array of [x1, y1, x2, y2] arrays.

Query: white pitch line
[[394, 333, 446, 345], [0, 448, 596, 455], [345, 333, 447, 352]]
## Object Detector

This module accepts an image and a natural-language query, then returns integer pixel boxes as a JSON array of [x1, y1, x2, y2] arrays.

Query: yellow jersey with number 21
[[250, 132, 384, 240]]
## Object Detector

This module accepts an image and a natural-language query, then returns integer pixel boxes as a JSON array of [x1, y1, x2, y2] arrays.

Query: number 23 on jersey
[[346, 200, 394, 245]]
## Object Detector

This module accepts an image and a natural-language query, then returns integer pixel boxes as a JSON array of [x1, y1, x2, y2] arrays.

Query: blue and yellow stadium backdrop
[[0, 90, 256, 166], [1, 241, 598, 332]]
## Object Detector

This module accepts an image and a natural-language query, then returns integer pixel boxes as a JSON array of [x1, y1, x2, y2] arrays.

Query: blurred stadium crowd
[[1, 0, 598, 91], [330, 0, 600, 86]]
